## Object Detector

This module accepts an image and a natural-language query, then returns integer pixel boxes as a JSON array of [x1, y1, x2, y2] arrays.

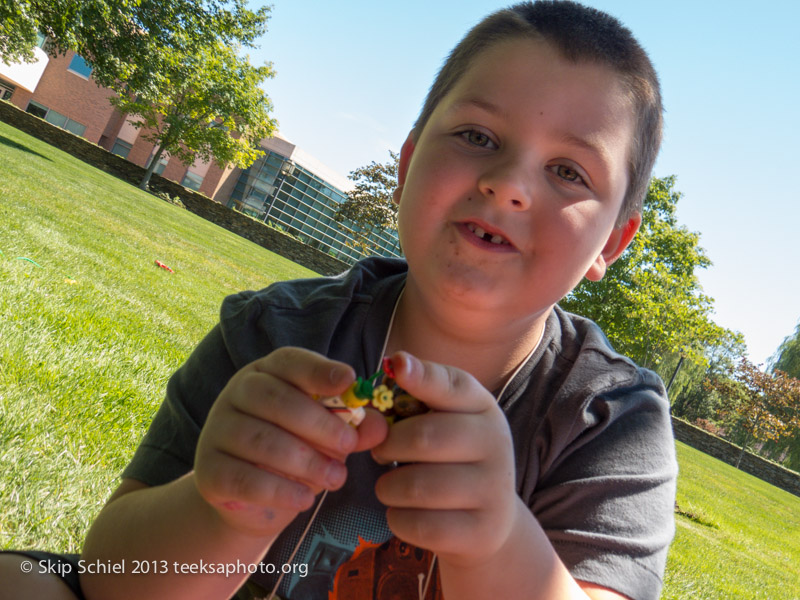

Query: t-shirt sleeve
[[121, 322, 239, 486], [529, 376, 677, 600]]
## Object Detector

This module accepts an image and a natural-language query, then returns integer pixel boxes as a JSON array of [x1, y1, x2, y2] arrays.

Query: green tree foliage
[[334, 150, 399, 255], [706, 358, 800, 468], [759, 321, 800, 470], [771, 320, 800, 378], [1, 1, 270, 88], [116, 41, 276, 189], [0, 0, 276, 190], [561, 175, 729, 371], [669, 330, 747, 421]]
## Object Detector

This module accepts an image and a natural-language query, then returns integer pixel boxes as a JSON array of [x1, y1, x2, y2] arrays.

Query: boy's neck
[[386, 281, 548, 393]]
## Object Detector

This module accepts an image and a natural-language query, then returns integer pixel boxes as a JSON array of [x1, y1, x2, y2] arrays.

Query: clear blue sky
[[248, 0, 799, 366]]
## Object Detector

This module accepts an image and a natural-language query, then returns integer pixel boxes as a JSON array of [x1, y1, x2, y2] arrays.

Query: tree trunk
[[736, 429, 753, 469], [139, 145, 165, 190]]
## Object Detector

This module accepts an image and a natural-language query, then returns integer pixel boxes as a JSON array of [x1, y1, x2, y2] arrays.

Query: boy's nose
[[477, 160, 532, 211]]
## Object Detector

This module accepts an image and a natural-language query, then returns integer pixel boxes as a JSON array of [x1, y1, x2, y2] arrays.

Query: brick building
[[0, 41, 401, 264]]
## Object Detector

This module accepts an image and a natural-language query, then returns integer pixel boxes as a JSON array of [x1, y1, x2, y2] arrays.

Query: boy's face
[[396, 38, 640, 323]]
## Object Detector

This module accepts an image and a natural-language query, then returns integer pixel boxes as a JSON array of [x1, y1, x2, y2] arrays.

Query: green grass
[[2, 122, 800, 598], [662, 442, 800, 599], [0, 120, 315, 552]]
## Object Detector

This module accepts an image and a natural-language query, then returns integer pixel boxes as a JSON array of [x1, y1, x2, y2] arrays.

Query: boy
[[1, 1, 677, 599]]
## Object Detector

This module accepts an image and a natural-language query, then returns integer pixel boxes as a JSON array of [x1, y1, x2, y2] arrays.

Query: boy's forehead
[[438, 38, 634, 133], [453, 37, 626, 98]]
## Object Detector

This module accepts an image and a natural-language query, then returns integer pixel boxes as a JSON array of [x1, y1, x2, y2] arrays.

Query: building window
[[154, 157, 168, 176], [26, 100, 48, 119], [111, 139, 133, 159], [182, 171, 204, 191], [44, 109, 68, 128], [67, 54, 93, 78], [25, 100, 86, 137], [35, 32, 47, 48], [0, 79, 15, 101], [63, 119, 87, 137]]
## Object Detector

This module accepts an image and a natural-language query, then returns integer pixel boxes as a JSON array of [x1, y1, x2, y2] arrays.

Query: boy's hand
[[194, 347, 388, 538], [371, 351, 519, 566]]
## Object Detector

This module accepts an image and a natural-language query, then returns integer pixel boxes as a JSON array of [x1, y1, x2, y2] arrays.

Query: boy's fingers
[[353, 408, 390, 452], [251, 346, 356, 397], [388, 351, 494, 413], [196, 451, 316, 512], [229, 371, 358, 456], [214, 411, 349, 491]]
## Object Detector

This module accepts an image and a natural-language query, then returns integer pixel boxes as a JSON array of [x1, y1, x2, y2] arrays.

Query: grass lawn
[[0, 120, 316, 552], [2, 121, 799, 598], [662, 442, 800, 599]]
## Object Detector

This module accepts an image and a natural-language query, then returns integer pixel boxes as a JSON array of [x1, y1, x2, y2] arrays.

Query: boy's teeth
[[466, 222, 508, 245]]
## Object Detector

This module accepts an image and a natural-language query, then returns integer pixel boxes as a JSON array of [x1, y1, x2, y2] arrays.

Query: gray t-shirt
[[123, 257, 677, 600]]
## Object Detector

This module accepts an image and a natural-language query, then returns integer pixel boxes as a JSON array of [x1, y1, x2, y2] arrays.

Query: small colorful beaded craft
[[319, 358, 428, 426]]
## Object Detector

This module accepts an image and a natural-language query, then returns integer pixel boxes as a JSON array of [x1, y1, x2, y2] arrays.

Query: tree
[[1, 0, 276, 190], [771, 320, 800, 378], [334, 150, 399, 255], [669, 329, 747, 421], [1, 1, 271, 89], [561, 175, 729, 372], [115, 41, 276, 190], [758, 320, 800, 470], [707, 359, 800, 468]]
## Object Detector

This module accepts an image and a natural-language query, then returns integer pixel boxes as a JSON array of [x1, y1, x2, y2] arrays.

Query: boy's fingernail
[[400, 352, 415, 378], [339, 426, 357, 452]]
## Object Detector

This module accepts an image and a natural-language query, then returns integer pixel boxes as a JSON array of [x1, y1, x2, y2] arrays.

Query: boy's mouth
[[465, 221, 512, 247]]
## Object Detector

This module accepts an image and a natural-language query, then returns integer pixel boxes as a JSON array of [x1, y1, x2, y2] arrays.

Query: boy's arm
[[80, 348, 388, 600], [80, 474, 281, 600], [372, 352, 642, 600], [436, 499, 628, 599]]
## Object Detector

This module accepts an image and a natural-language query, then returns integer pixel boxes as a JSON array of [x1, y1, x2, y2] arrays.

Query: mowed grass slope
[[0, 121, 315, 551], [663, 442, 800, 599], [2, 122, 799, 599]]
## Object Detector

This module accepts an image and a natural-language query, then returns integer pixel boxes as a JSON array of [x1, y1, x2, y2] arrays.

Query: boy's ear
[[584, 213, 641, 282], [393, 134, 416, 205]]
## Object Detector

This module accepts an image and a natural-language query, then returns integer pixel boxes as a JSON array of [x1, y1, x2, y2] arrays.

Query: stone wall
[[0, 100, 350, 277], [672, 417, 800, 497]]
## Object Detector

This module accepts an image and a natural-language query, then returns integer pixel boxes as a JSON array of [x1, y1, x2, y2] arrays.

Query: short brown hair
[[413, 0, 662, 224]]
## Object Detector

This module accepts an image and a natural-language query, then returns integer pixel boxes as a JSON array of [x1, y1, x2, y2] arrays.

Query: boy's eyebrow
[[559, 132, 613, 166], [450, 96, 616, 171], [447, 97, 509, 120]]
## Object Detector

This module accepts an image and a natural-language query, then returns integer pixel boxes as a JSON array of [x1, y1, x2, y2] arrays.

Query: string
[[267, 290, 542, 600], [265, 286, 405, 600], [417, 323, 544, 599], [265, 489, 328, 600]]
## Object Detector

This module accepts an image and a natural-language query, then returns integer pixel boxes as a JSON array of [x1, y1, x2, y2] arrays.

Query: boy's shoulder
[[224, 256, 407, 316], [214, 257, 408, 370], [544, 304, 663, 394]]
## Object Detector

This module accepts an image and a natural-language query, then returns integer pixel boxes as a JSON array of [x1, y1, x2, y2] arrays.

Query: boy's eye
[[460, 129, 496, 149], [553, 164, 584, 184]]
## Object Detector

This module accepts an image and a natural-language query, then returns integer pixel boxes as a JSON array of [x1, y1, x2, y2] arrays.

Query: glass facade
[[228, 149, 402, 265]]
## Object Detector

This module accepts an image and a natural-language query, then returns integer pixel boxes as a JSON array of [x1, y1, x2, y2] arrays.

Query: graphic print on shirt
[[266, 501, 442, 600]]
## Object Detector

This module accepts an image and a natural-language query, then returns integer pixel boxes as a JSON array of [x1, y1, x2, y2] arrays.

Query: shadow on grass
[[0, 134, 53, 161]]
